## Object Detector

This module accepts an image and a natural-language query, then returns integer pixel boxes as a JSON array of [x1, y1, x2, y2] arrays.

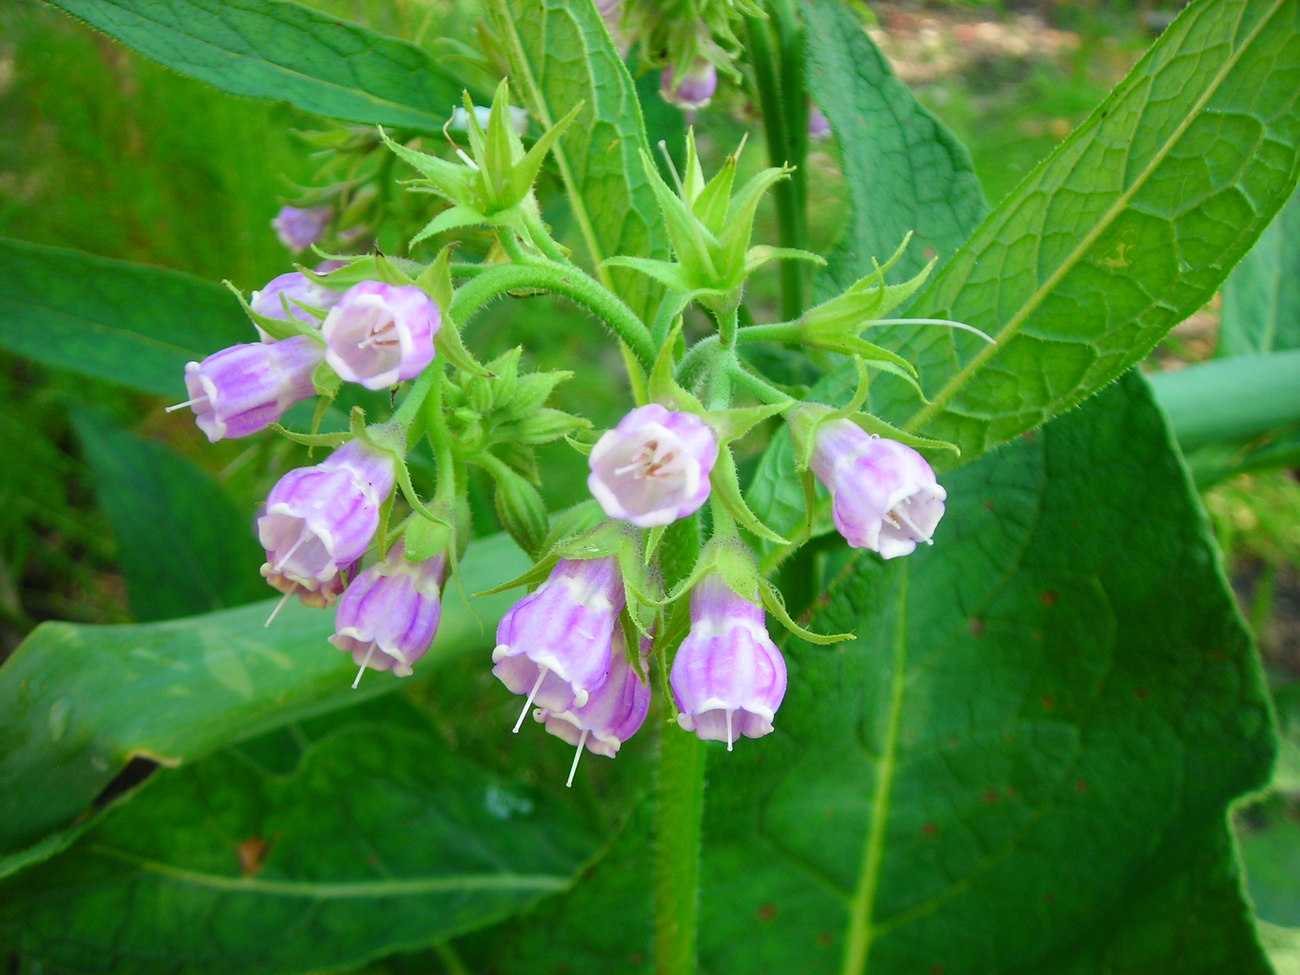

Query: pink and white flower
[[587, 404, 719, 528], [322, 281, 439, 390], [179, 335, 323, 442]]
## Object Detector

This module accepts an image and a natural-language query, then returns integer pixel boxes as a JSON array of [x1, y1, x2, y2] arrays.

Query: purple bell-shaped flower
[[809, 419, 946, 559], [271, 205, 331, 251], [533, 629, 651, 787], [258, 439, 396, 606], [176, 335, 323, 442], [492, 557, 625, 729], [670, 573, 787, 750], [330, 541, 448, 686]]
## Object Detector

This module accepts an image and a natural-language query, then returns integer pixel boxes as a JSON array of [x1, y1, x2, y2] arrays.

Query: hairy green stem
[[449, 262, 655, 368], [654, 518, 705, 975]]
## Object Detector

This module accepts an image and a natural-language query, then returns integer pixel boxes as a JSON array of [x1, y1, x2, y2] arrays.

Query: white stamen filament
[[273, 530, 309, 572], [613, 444, 677, 480], [165, 396, 209, 413], [356, 320, 398, 350], [264, 586, 296, 628], [886, 504, 933, 544], [514, 666, 549, 734], [352, 641, 377, 690], [726, 709, 735, 752], [566, 729, 589, 788], [455, 147, 480, 170]]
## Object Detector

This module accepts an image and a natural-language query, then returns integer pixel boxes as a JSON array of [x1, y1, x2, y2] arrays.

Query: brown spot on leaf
[[971, 618, 985, 636], [1074, 779, 1089, 794], [1042, 694, 1056, 711], [758, 903, 777, 922], [1040, 589, 1058, 606], [818, 932, 833, 949], [1134, 686, 1149, 701], [237, 837, 268, 877], [983, 789, 1000, 804], [922, 821, 939, 837]]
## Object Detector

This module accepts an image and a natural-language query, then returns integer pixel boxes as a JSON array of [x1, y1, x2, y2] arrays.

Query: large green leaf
[[44, 0, 465, 133], [0, 532, 529, 862], [0, 237, 248, 397], [1220, 183, 1300, 356], [697, 373, 1274, 975], [484, 0, 668, 319], [868, 0, 1300, 462], [803, 0, 987, 295], [70, 407, 268, 622], [0, 716, 599, 975]]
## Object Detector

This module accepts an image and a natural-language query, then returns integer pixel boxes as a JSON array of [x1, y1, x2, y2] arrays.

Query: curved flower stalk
[[330, 542, 448, 686], [810, 418, 946, 558], [175, 335, 323, 442], [258, 439, 397, 606], [670, 572, 787, 750], [588, 404, 719, 527], [492, 557, 625, 727], [322, 281, 440, 390]]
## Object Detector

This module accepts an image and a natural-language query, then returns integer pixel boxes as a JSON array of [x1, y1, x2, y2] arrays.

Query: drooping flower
[[272, 205, 331, 251], [321, 281, 440, 390], [587, 404, 719, 528], [492, 557, 625, 728], [258, 439, 396, 603], [809, 418, 946, 558], [808, 106, 832, 141], [250, 270, 343, 330], [177, 335, 323, 442], [330, 542, 448, 684], [661, 58, 717, 111], [532, 628, 651, 787], [670, 573, 786, 750]]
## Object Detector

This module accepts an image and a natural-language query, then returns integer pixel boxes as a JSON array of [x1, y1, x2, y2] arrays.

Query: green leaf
[[880, 0, 1300, 463], [70, 407, 267, 622], [0, 532, 529, 861], [0, 237, 248, 397], [1220, 183, 1300, 356], [803, 0, 987, 296], [0, 720, 599, 975], [484, 0, 669, 319], [44, 0, 466, 133], [699, 373, 1275, 974]]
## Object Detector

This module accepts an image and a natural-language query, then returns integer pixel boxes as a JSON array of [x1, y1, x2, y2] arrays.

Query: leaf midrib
[[88, 844, 569, 898], [905, 0, 1279, 432]]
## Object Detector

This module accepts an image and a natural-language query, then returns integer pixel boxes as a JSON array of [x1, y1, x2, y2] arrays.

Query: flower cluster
[[174, 96, 954, 789]]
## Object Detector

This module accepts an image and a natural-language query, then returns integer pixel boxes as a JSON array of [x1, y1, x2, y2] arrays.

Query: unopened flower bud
[[533, 629, 651, 787], [587, 404, 719, 528], [258, 439, 396, 601], [178, 335, 323, 442], [809, 419, 946, 559], [272, 205, 331, 251], [330, 542, 448, 684], [250, 270, 343, 330], [492, 557, 624, 727], [661, 58, 717, 111], [322, 281, 440, 390], [670, 574, 786, 750]]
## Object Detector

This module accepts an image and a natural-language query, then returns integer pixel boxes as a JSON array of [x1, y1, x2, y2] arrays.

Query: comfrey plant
[[7, 1, 1297, 974], [175, 83, 971, 770]]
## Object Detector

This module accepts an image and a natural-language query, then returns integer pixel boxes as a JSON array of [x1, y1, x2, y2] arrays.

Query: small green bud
[[514, 408, 591, 446], [493, 464, 550, 559]]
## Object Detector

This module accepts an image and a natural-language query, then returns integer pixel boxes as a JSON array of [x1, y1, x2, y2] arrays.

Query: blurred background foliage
[[2, 0, 1298, 966]]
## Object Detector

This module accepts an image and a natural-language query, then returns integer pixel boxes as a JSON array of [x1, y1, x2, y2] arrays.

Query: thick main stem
[[653, 518, 705, 975]]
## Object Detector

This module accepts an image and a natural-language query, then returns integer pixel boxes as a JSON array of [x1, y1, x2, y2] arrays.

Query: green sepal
[[416, 245, 456, 315], [412, 204, 491, 245], [538, 500, 607, 559], [565, 433, 596, 456], [435, 308, 492, 379], [379, 127, 475, 203], [371, 252, 418, 287], [311, 358, 343, 400], [647, 320, 706, 412], [717, 163, 792, 280], [472, 553, 560, 598], [709, 449, 789, 545], [403, 507, 456, 563], [848, 412, 960, 455], [800, 235, 934, 336], [267, 424, 350, 449], [222, 279, 321, 342], [514, 408, 590, 446], [690, 135, 738, 235], [757, 577, 854, 645], [508, 101, 583, 206], [703, 401, 792, 445], [661, 536, 759, 606], [643, 525, 667, 566], [299, 253, 422, 290], [742, 245, 826, 276]]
